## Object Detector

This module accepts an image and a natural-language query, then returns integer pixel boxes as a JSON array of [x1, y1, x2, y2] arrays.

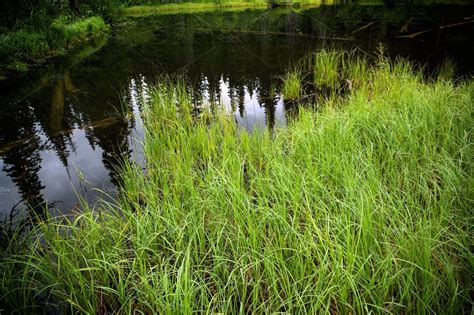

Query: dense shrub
[[0, 16, 109, 73], [0, 31, 49, 70]]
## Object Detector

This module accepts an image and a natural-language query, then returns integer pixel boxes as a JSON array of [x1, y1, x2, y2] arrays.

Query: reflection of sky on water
[[200, 75, 287, 132], [0, 73, 284, 223], [128, 75, 146, 168], [230, 86, 287, 132], [0, 122, 117, 220], [0, 76, 147, 222], [0, 160, 21, 213], [38, 128, 112, 206]]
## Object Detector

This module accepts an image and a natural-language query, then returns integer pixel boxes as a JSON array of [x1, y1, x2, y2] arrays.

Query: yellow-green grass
[[313, 49, 343, 88], [116, 2, 268, 16], [51, 16, 109, 47], [282, 68, 303, 99], [116, 0, 329, 16], [342, 50, 369, 89], [1, 57, 472, 313]]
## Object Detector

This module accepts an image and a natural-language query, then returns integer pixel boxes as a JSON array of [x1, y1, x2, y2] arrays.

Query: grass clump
[[342, 50, 368, 89], [282, 67, 303, 99], [1, 58, 473, 313], [437, 57, 457, 81], [50, 16, 109, 48], [313, 49, 343, 87]]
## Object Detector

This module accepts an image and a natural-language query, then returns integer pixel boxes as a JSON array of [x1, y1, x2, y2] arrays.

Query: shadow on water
[[0, 3, 472, 229]]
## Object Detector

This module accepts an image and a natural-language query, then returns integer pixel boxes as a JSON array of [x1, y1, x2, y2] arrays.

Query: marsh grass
[[51, 16, 109, 47], [117, 2, 268, 15], [1, 57, 473, 313], [313, 49, 343, 88], [282, 66, 304, 100], [437, 57, 457, 81], [342, 50, 369, 89], [313, 49, 372, 92], [117, 0, 328, 15]]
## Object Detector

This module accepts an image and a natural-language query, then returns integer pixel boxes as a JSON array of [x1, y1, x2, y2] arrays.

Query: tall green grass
[[313, 49, 342, 87], [1, 57, 473, 313], [437, 57, 457, 81], [342, 50, 368, 89], [282, 66, 303, 99], [51, 16, 109, 48], [313, 49, 371, 91]]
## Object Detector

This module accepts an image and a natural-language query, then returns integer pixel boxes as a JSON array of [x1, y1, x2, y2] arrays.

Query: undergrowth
[[0, 16, 109, 73]]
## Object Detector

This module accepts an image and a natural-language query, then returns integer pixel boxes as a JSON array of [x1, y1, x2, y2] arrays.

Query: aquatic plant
[[282, 67, 303, 99], [437, 57, 457, 81], [313, 49, 343, 87], [1, 58, 472, 314], [342, 50, 368, 89]]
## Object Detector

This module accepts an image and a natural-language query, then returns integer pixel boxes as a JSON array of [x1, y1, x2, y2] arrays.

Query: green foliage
[[313, 49, 343, 87], [51, 16, 109, 46], [1, 57, 473, 313], [116, 0, 330, 15], [118, 1, 267, 15], [0, 16, 109, 73], [0, 31, 49, 67], [282, 67, 303, 99], [0, 0, 60, 29], [342, 51, 368, 89]]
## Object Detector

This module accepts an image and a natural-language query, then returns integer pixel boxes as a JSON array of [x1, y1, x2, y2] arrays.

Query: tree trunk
[[69, 0, 81, 16]]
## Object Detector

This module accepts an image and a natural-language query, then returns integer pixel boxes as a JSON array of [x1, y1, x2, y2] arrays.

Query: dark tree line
[[0, 0, 199, 29], [0, 0, 79, 29], [0, 0, 43, 29]]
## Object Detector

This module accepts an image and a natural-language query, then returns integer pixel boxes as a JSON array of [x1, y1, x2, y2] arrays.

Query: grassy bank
[[117, 2, 267, 15], [0, 16, 109, 73], [116, 0, 330, 15], [1, 55, 473, 313]]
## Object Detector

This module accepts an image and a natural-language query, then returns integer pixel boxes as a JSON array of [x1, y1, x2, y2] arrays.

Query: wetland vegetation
[[2, 51, 473, 314], [0, 0, 473, 313], [0, 1, 111, 75]]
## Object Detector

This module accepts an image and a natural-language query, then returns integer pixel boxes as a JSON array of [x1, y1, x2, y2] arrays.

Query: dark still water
[[0, 4, 473, 224]]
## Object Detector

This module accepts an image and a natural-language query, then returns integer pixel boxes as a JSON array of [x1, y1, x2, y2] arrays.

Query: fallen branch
[[397, 19, 473, 39], [351, 21, 376, 35]]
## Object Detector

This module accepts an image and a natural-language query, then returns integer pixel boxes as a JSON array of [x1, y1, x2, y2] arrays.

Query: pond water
[[0, 4, 472, 224]]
